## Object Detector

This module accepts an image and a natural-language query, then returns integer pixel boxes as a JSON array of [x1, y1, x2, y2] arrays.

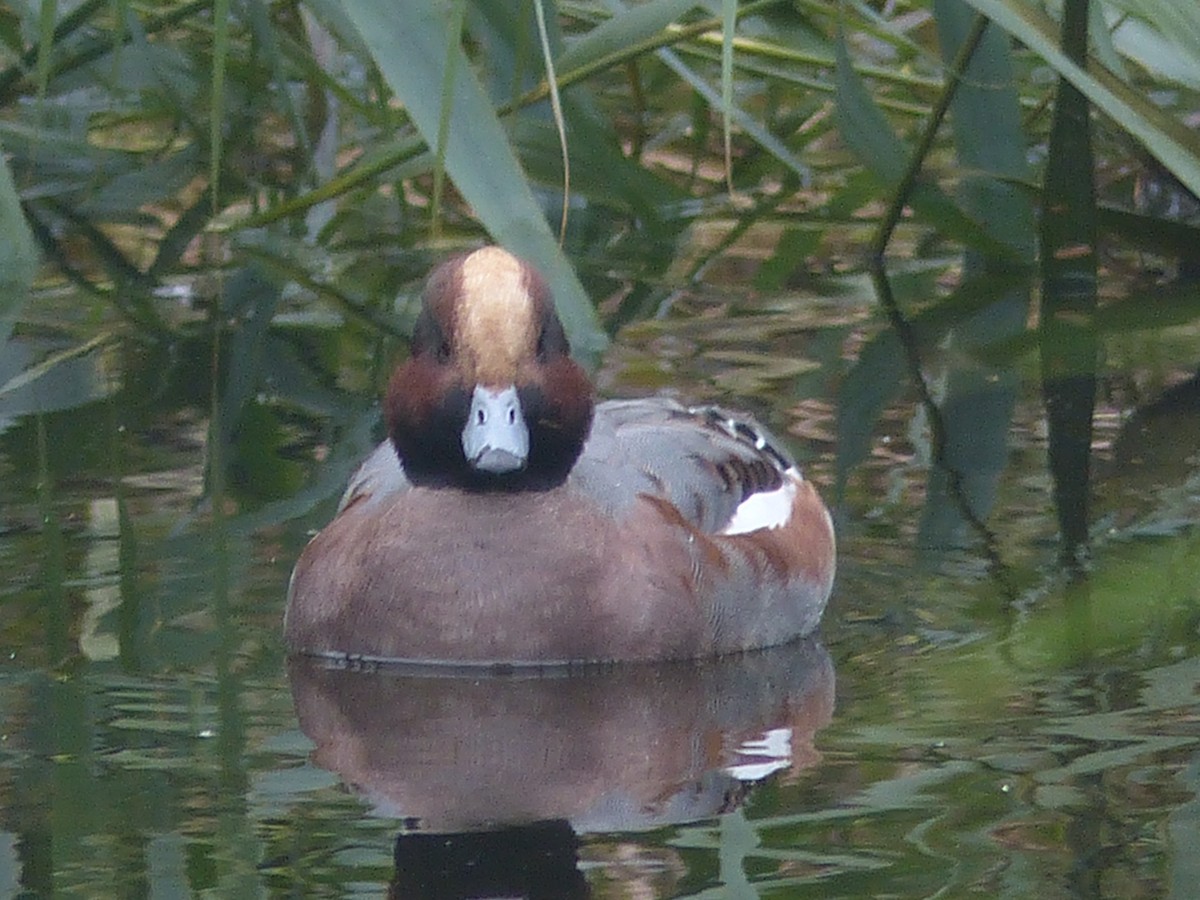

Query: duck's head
[[385, 246, 595, 491]]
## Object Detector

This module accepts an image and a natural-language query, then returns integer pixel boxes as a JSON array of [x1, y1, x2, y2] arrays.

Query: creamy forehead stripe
[[457, 247, 536, 384]]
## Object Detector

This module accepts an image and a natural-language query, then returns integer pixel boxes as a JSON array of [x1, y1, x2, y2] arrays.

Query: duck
[[285, 246, 835, 665]]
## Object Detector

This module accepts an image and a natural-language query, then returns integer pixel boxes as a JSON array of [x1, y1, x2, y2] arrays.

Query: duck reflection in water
[[287, 639, 835, 897]]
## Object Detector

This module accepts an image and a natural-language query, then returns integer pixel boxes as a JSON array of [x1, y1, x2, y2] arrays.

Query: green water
[[3, 271, 1200, 898]]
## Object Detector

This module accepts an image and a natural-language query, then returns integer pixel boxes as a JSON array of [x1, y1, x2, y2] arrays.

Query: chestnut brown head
[[385, 247, 595, 491]]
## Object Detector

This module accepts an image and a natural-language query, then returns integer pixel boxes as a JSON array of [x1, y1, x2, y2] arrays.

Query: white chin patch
[[720, 471, 798, 535]]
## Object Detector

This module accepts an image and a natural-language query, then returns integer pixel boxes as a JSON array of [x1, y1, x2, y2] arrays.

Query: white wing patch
[[720, 469, 800, 535], [723, 727, 793, 782]]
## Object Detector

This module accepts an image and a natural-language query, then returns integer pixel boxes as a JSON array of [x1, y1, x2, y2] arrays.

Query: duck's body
[[285, 247, 835, 664]]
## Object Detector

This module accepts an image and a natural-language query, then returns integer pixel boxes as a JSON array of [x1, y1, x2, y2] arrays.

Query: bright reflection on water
[[3, 268, 1200, 897]]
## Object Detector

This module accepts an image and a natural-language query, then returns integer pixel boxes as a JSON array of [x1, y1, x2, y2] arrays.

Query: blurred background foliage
[[1, 0, 1199, 553], [8, 6, 1200, 893]]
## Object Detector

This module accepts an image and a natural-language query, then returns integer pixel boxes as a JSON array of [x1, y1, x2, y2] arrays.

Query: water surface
[[2, 265, 1199, 898]]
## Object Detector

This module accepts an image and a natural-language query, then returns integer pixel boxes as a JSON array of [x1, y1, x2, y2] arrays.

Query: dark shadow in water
[[391, 822, 587, 900], [288, 639, 835, 895]]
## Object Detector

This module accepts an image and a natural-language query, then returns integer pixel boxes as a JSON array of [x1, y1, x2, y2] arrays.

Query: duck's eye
[[436, 339, 452, 363]]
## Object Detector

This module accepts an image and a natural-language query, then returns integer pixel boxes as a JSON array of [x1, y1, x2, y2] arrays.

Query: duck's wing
[[569, 397, 803, 535], [337, 440, 411, 512]]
